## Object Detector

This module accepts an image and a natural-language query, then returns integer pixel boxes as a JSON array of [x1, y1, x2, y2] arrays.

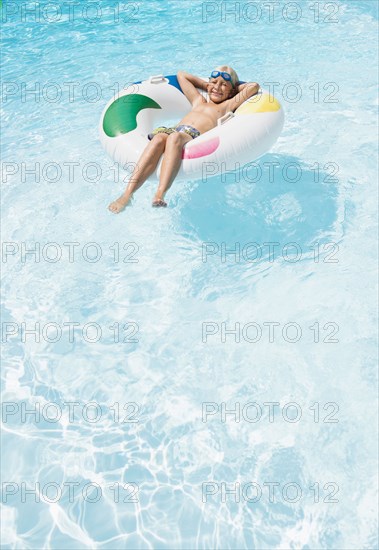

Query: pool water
[[1, 1, 378, 548]]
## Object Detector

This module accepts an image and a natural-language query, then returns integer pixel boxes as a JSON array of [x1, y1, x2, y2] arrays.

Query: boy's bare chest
[[196, 101, 228, 117]]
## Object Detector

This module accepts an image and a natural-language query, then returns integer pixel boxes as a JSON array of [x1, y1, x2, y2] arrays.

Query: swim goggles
[[209, 70, 234, 87]]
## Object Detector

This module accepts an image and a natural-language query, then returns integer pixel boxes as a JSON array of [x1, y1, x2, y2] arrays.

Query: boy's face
[[207, 76, 234, 103]]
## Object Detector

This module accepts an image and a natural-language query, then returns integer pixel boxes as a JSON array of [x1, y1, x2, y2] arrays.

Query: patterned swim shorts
[[148, 124, 200, 141]]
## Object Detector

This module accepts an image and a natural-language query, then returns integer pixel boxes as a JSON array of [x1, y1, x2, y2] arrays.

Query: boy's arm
[[177, 71, 207, 104], [226, 82, 260, 112]]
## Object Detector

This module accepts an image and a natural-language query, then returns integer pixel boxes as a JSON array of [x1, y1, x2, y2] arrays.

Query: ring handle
[[217, 111, 235, 126], [149, 74, 166, 84]]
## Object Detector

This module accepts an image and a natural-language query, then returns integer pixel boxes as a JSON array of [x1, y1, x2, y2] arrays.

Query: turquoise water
[[1, 1, 378, 548]]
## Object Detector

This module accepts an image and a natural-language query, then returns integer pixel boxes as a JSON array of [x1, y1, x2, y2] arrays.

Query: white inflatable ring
[[99, 74, 284, 179]]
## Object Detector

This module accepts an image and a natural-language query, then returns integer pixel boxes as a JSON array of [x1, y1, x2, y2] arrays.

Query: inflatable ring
[[99, 74, 284, 179]]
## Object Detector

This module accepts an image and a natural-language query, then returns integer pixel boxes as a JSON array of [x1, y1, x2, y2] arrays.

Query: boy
[[108, 66, 259, 212]]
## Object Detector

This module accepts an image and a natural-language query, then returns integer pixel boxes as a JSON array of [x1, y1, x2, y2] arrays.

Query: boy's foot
[[152, 199, 167, 208], [108, 195, 130, 214]]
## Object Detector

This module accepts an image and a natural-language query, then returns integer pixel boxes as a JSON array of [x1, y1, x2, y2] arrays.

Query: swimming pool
[[1, 0, 378, 548]]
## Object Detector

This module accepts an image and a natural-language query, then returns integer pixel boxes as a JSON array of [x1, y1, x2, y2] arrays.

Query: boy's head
[[207, 65, 239, 103]]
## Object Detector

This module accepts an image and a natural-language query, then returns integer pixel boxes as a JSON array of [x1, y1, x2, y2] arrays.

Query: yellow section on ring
[[236, 93, 281, 115]]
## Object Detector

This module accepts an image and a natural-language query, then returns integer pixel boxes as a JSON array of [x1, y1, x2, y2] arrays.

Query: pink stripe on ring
[[182, 137, 220, 159]]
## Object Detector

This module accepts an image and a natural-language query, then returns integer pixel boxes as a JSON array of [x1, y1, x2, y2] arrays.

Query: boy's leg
[[152, 132, 192, 207], [108, 133, 169, 213]]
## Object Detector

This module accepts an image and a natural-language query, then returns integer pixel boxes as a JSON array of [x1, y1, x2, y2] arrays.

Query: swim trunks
[[148, 124, 200, 141]]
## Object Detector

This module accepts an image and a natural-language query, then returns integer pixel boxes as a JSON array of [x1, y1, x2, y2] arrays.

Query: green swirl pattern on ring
[[103, 94, 162, 137]]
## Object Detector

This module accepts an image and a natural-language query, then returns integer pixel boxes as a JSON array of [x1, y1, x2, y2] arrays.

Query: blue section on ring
[[132, 75, 183, 92], [166, 74, 183, 93]]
